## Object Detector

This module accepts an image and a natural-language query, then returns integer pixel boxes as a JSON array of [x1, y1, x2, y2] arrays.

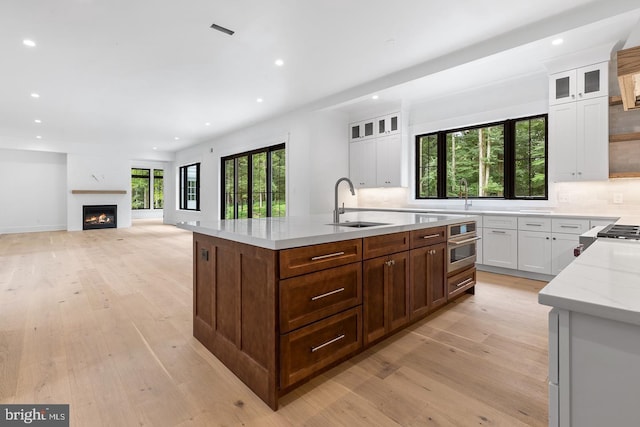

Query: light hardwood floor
[[0, 220, 549, 426]]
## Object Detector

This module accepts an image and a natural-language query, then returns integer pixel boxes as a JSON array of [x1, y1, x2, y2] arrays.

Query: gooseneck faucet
[[333, 177, 356, 223], [459, 178, 472, 210]]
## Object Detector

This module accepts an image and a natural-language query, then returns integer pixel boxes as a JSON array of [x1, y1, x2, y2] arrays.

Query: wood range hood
[[618, 46, 640, 111]]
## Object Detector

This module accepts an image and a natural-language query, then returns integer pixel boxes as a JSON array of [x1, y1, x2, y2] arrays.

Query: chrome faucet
[[459, 178, 472, 210], [333, 177, 356, 223]]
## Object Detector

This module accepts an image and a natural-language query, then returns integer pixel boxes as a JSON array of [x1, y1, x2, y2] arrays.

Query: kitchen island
[[539, 230, 640, 426], [178, 211, 478, 409]]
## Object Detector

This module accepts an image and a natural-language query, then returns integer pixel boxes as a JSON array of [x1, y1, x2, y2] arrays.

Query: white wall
[[67, 153, 131, 231], [0, 149, 67, 233], [166, 109, 350, 224]]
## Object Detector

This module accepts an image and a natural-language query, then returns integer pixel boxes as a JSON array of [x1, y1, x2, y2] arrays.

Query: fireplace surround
[[83, 205, 117, 230]]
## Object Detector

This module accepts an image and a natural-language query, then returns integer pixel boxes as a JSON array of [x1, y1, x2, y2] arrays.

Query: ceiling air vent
[[210, 22, 235, 36], [617, 46, 640, 111]]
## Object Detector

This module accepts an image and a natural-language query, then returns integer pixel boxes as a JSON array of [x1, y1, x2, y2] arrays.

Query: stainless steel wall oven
[[447, 221, 479, 273]]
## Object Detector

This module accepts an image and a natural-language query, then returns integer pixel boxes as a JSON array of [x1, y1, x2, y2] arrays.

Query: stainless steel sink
[[329, 221, 390, 228]]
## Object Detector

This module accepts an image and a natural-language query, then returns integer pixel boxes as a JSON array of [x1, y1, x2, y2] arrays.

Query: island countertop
[[177, 211, 478, 250], [539, 237, 640, 326]]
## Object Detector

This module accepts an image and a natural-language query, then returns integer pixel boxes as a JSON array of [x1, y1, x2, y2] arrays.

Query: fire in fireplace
[[83, 205, 117, 230]]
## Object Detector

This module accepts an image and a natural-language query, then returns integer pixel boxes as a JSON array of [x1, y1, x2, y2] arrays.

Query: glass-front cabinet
[[549, 62, 608, 105]]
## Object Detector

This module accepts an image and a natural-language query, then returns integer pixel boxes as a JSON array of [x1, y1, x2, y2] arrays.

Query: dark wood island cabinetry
[[192, 221, 476, 410]]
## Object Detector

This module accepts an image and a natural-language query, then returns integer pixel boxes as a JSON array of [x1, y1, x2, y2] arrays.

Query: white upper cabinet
[[349, 139, 377, 188], [376, 113, 400, 136], [376, 134, 401, 187], [349, 118, 376, 142], [548, 61, 609, 182], [549, 62, 608, 105], [349, 112, 403, 188]]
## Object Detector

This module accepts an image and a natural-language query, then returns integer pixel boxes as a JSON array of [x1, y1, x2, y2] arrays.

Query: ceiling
[[1, 0, 639, 158]]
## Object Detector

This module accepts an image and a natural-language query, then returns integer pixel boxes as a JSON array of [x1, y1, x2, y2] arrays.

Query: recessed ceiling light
[[30, 93, 40, 98], [372, 95, 379, 100], [23, 39, 36, 47], [174, 137, 180, 141], [153, 147, 158, 150], [36, 135, 42, 139], [256, 98, 263, 103], [34, 119, 42, 123], [275, 59, 284, 67], [205, 122, 211, 126], [552, 38, 563, 46]]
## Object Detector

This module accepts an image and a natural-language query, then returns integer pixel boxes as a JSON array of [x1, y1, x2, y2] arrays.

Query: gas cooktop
[[597, 224, 640, 240]]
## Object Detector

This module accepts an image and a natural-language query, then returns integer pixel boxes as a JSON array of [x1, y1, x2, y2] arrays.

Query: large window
[[221, 144, 285, 219], [179, 163, 200, 211], [131, 168, 151, 209], [416, 114, 547, 200]]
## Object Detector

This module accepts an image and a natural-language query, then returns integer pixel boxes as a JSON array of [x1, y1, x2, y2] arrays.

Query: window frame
[[414, 114, 548, 201], [179, 163, 200, 211], [153, 169, 164, 209], [131, 168, 151, 210], [220, 143, 285, 219]]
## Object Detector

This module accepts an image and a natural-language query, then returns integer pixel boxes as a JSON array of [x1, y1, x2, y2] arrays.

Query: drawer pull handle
[[560, 225, 580, 229], [525, 223, 542, 227], [491, 230, 506, 234], [422, 233, 441, 239], [311, 287, 345, 301], [449, 236, 481, 245], [311, 334, 345, 352], [311, 251, 345, 261], [455, 278, 473, 288]]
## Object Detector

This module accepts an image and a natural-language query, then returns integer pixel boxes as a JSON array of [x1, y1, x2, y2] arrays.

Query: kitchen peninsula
[[178, 211, 478, 409], [539, 217, 640, 426]]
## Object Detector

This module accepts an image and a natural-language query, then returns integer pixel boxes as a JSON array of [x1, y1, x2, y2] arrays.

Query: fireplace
[[83, 205, 117, 230]]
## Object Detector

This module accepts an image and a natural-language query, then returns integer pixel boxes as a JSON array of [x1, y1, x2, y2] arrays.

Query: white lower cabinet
[[482, 228, 518, 269], [518, 231, 552, 274], [551, 233, 579, 275], [476, 228, 483, 265]]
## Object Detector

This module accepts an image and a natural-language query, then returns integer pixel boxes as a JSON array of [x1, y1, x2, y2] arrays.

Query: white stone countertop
[[177, 211, 478, 250], [539, 215, 640, 326], [355, 206, 619, 220]]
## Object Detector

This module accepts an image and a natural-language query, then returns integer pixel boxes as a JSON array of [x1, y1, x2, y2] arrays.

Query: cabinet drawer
[[409, 226, 446, 249], [447, 267, 476, 299], [551, 218, 590, 235], [280, 263, 362, 333], [280, 307, 362, 389], [363, 232, 409, 259], [483, 215, 517, 229], [280, 239, 362, 279], [518, 217, 552, 232]]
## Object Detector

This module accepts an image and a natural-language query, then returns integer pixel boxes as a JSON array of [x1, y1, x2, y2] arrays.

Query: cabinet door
[[376, 134, 401, 187], [409, 243, 446, 319], [363, 252, 409, 345], [576, 62, 608, 101], [549, 69, 576, 105], [349, 139, 376, 188], [349, 119, 375, 142], [577, 96, 608, 181], [518, 231, 552, 274], [552, 233, 579, 275], [376, 113, 400, 136], [476, 228, 483, 264], [482, 228, 518, 269], [549, 102, 578, 182]]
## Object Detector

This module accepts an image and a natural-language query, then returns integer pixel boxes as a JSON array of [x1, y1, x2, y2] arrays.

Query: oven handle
[[448, 236, 481, 245]]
